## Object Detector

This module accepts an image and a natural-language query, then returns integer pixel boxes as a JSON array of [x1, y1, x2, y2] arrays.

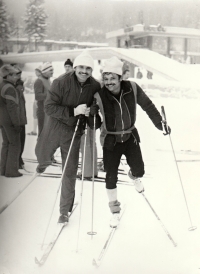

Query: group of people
[[0, 50, 169, 228]]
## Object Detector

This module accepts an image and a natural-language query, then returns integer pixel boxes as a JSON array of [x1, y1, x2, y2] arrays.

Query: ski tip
[[92, 259, 100, 267], [35, 257, 39, 265]]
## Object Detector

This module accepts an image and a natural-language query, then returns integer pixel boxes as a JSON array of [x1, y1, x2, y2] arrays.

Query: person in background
[[136, 68, 143, 79], [27, 66, 41, 136], [64, 59, 73, 74], [94, 57, 170, 228], [35, 51, 101, 223], [122, 69, 130, 80], [0, 65, 22, 177], [34, 62, 54, 136], [147, 70, 153, 79], [13, 65, 27, 169]]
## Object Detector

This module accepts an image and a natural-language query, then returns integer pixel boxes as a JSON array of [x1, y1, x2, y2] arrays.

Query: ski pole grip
[[161, 106, 167, 123]]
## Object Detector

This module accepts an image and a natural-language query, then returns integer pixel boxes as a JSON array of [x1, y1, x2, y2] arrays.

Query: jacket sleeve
[[34, 79, 46, 101], [136, 83, 162, 130], [3, 86, 20, 126], [44, 79, 76, 125]]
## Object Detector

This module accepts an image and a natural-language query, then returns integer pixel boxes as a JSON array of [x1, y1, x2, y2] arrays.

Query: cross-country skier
[[94, 56, 171, 228], [35, 51, 101, 223]]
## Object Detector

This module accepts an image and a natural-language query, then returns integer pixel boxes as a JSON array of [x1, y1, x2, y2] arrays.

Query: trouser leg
[[1, 126, 20, 176], [60, 131, 81, 215], [35, 119, 60, 172], [80, 127, 98, 177], [125, 135, 145, 178], [103, 144, 123, 213], [37, 109, 45, 137], [19, 125, 25, 166]]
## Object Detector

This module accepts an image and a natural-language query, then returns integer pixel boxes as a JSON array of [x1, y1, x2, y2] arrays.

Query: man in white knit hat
[[94, 56, 171, 228], [34, 62, 54, 136], [35, 51, 101, 223]]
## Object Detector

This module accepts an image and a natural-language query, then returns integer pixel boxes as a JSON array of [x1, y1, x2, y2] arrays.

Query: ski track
[[0, 63, 200, 274]]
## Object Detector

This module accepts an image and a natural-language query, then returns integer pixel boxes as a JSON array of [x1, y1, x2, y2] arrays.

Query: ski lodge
[[106, 24, 200, 64]]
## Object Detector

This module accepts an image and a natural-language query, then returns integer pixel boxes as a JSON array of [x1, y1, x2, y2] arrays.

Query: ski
[[93, 205, 126, 267], [0, 172, 39, 214], [35, 202, 78, 266]]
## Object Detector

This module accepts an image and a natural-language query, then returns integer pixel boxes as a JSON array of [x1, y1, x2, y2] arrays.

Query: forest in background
[[5, 0, 200, 43]]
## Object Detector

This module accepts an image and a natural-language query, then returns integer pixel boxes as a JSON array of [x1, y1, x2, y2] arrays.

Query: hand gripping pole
[[161, 106, 196, 231]]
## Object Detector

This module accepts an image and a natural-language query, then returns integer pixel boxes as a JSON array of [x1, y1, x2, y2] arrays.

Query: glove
[[13, 125, 21, 133], [90, 103, 99, 116], [74, 104, 87, 116], [162, 122, 171, 135]]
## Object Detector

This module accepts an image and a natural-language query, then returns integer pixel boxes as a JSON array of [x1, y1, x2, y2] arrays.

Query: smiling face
[[103, 72, 121, 95], [74, 65, 92, 83]]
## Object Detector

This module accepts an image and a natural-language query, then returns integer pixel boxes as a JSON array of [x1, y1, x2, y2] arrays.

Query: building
[[2, 38, 108, 54], [106, 24, 200, 64]]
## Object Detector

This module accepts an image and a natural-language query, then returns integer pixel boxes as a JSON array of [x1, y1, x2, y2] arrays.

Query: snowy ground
[[0, 67, 200, 274]]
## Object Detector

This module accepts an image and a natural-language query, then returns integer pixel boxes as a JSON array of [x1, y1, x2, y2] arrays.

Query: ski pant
[[0, 125, 21, 176], [80, 127, 98, 177], [19, 125, 26, 166], [35, 118, 82, 215], [103, 135, 144, 189], [36, 107, 45, 137]]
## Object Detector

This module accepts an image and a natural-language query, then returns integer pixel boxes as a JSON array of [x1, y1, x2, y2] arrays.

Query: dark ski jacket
[[44, 71, 101, 132], [0, 79, 20, 127], [95, 80, 162, 150], [15, 79, 27, 125]]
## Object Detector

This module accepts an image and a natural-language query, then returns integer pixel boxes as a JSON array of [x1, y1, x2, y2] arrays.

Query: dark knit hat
[[64, 59, 73, 67]]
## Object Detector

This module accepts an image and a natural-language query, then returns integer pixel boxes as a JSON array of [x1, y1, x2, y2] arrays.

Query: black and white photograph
[[0, 0, 200, 273]]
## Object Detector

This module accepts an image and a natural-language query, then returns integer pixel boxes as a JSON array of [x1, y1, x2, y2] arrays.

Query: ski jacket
[[0, 79, 20, 127], [94, 80, 162, 150], [34, 75, 51, 112], [44, 71, 101, 131], [15, 79, 27, 125]]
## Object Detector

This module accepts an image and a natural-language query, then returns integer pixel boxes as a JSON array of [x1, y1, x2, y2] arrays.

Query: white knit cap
[[41, 62, 53, 73], [103, 56, 123, 76], [73, 50, 94, 70]]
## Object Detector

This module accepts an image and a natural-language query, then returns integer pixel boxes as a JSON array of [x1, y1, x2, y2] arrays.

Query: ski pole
[[76, 123, 88, 252], [41, 118, 80, 249], [141, 193, 177, 247], [87, 112, 97, 238], [161, 106, 197, 231], [120, 160, 177, 247]]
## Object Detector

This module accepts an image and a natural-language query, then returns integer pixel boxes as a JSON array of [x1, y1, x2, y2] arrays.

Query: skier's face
[[7, 73, 18, 84], [64, 65, 73, 74], [75, 65, 92, 83], [103, 73, 121, 95]]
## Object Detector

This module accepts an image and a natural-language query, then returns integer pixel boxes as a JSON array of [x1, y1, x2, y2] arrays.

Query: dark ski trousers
[[35, 118, 82, 215], [1, 125, 21, 176], [36, 107, 45, 137], [19, 125, 26, 166], [103, 135, 145, 189]]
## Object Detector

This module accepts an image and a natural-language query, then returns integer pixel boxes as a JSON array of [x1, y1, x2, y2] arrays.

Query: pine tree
[[24, 0, 48, 51], [0, 0, 10, 51]]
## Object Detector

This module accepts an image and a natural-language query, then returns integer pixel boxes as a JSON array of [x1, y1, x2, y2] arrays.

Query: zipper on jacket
[[113, 94, 124, 142]]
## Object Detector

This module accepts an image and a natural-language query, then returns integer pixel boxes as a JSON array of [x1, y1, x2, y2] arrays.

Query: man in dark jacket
[[35, 51, 101, 223], [0, 65, 22, 177], [34, 62, 54, 136], [94, 56, 170, 228], [14, 66, 27, 169]]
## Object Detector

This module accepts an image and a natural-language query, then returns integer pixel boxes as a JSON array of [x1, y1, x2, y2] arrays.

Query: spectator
[[0, 65, 22, 177], [136, 68, 143, 79], [64, 59, 73, 74]]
